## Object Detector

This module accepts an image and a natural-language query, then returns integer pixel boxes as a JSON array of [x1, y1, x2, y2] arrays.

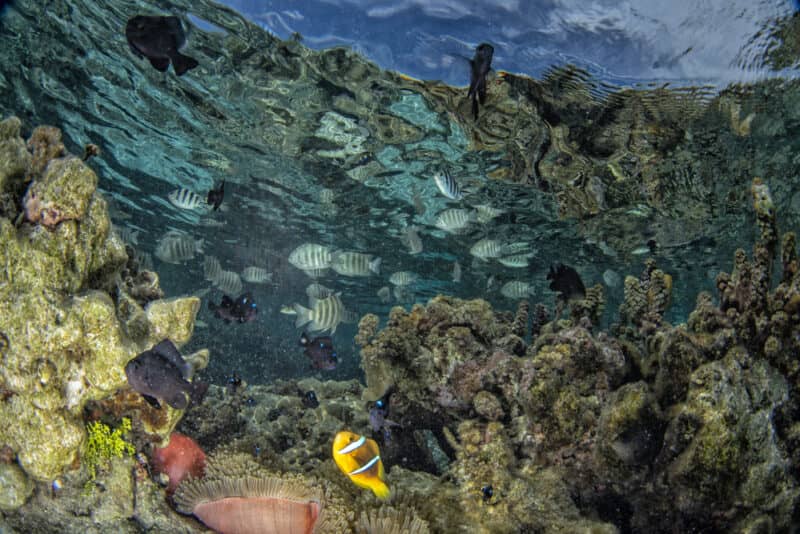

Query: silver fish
[[498, 253, 534, 268], [213, 270, 242, 296], [155, 231, 203, 264], [113, 224, 139, 245], [302, 268, 329, 279], [500, 280, 532, 299], [389, 271, 418, 286], [167, 188, 206, 210], [242, 266, 273, 284], [434, 208, 474, 234], [289, 243, 333, 270], [433, 169, 463, 200], [469, 238, 505, 261], [306, 282, 335, 301], [400, 226, 423, 255], [330, 251, 381, 277], [203, 256, 222, 281], [474, 204, 505, 224], [293, 293, 345, 334]]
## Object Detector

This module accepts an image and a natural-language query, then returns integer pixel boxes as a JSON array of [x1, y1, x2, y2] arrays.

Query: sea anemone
[[356, 507, 430, 534], [174, 475, 324, 534], [151, 432, 206, 495]]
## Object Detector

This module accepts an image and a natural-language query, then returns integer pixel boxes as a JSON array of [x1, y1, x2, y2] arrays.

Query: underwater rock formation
[[0, 117, 205, 488]]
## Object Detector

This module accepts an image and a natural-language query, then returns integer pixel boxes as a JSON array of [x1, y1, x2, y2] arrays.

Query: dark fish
[[209, 292, 258, 323], [124, 339, 206, 410], [368, 389, 400, 442], [299, 331, 338, 370], [206, 181, 225, 211], [468, 43, 494, 120], [125, 15, 199, 76], [301, 390, 319, 409], [547, 263, 586, 301]]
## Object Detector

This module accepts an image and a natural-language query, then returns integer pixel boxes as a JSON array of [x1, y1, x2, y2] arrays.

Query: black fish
[[547, 263, 586, 301], [207, 181, 225, 211], [125, 15, 199, 76], [368, 392, 400, 443], [301, 390, 320, 409], [209, 292, 258, 323], [299, 332, 337, 370], [124, 339, 205, 410], [468, 43, 494, 120]]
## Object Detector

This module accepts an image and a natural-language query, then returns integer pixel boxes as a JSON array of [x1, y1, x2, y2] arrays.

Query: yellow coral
[[83, 418, 135, 482]]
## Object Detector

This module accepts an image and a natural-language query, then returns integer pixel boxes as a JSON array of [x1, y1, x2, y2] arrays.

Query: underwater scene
[[2, 0, 800, 532]]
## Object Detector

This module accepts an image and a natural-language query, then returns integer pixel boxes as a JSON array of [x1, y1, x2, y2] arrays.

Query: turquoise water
[[2, 1, 800, 532]]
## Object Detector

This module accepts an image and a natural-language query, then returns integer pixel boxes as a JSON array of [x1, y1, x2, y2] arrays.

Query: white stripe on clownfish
[[337, 435, 366, 455], [349, 455, 380, 476]]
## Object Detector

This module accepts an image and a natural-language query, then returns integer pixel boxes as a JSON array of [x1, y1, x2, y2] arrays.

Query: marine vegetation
[[83, 418, 135, 485]]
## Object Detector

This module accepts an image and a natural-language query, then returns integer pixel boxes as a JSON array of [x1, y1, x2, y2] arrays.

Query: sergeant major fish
[[154, 230, 203, 264], [293, 292, 346, 334], [167, 188, 206, 210], [125, 15, 199, 76], [288, 243, 333, 271], [433, 169, 463, 201], [125, 339, 206, 409], [330, 251, 381, 277]]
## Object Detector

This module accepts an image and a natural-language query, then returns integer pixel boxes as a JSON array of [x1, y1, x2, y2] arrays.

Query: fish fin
[[171, 53, 199, 76], [152, 339, 192, 379], [143, 394, 161, 409], [148, 56, 170, 72], [293, 304, 312, 328], [372, 479, 390, 500], [369, 256, 382, 275]]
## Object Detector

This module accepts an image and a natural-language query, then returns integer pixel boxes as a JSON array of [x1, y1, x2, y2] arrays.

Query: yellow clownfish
[[332, 431, 390, 500]]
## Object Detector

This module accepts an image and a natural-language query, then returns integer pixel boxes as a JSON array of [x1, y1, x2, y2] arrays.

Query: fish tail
[[370, 257, 381, 275], [293, 303, 312, 328], [371, 481, 390, 500], [172, 52, 199, 76]]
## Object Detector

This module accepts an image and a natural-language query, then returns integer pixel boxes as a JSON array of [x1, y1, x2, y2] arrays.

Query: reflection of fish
[[332, 431, 390, 499], [547, 263, 586, 301], [468, 43, 494, 120], [300, 332, 338, 370], [433, 169, 463, 200], [125, 339, 206, 410], [206, 181, 225, 211], [209, 292, 258, 323], [125, 16, 198, 75]]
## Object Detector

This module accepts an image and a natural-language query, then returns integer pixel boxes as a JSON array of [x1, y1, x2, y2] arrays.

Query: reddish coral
[[151, 432, 206, 494]]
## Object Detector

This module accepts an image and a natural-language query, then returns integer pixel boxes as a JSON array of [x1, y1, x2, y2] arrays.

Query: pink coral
[[151, 432, 206, 495]]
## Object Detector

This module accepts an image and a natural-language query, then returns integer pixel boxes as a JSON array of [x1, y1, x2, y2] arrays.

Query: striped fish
[[203, 256, 222, 281], [167, 188, 206, 210], [293, 293, 345, 334], [288, 243, 333, 270], [498, 253, 534, 268], [302, 268, 329, 279], [154, 231, 203, 264], [306, 282, 334, 301], [434, 208, 474, 234], [389, 271, 418, 286], [213, 270, 242, 296], [500, 281, 533, 299], [330, 251, 381, 277], [470, 238, 505, 261], [241, 266, 272, 284], [474, 204, 506, 224], [433, 169, 463, 200]]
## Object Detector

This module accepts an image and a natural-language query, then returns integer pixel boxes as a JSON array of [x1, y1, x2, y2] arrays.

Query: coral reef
[[0, 117, 205, 490], [83, 418, 135, 484]]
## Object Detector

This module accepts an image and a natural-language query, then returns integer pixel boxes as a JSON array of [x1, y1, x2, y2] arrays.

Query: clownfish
[[332, 431, 390, 499]]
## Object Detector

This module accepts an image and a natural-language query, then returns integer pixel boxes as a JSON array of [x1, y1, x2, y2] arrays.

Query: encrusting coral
[[0, 116, 206, 488]]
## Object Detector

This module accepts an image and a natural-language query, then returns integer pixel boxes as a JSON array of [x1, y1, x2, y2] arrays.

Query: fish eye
[[376, 400, 384, 408]]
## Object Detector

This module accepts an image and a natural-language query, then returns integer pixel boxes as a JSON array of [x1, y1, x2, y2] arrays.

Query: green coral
[[83, 418, 135, 483]]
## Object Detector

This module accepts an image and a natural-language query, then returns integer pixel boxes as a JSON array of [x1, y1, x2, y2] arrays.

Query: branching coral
[[83, 418, 135, 484]]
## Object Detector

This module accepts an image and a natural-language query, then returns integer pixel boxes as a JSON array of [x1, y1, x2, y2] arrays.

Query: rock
[[0, 463, 34, 511]]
